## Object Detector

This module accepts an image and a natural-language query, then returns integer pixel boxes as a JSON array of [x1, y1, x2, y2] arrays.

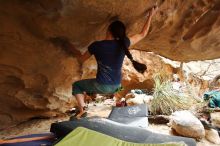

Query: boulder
[[1, 0, 220, 129], [205, 128, 220, 144], [125, 92, 153, 106], [170, 110, 205, 140], [1, 0, 219, 61], [211, 112, 220, 128]]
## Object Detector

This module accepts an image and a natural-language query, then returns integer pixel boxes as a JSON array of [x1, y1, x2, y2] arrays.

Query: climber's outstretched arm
[[62, 41, 81, 56], [129, 6, 158, 46], [78, 51, 91, 64]]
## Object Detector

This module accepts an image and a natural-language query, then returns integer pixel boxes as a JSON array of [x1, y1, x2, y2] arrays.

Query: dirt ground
[[0, 102, 219, 146]]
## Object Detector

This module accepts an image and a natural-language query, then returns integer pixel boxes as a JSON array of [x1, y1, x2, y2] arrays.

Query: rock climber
[[51, 6, 158, 119]]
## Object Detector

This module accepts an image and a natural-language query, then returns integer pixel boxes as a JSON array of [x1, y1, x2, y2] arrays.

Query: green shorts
[[72, 79, 120, 95]]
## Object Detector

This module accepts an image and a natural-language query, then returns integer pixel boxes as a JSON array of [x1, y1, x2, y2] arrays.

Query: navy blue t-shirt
[[88, 38, 130, 85]]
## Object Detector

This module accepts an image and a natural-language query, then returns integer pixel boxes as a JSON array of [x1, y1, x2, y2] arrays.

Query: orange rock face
[[0, 0, 220, 129]]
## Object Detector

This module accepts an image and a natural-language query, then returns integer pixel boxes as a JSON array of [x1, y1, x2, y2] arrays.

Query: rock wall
[[0, 40, 80, 129], [0, 0, 220, 129], [1, 0, 220, 60]]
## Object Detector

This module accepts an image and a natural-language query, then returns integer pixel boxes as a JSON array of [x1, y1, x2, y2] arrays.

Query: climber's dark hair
[[108, 20, 147, 73]]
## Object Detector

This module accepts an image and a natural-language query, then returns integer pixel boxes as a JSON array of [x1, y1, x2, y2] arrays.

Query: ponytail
[[109, 20, 147, 73], [117, 38, 147, 73]]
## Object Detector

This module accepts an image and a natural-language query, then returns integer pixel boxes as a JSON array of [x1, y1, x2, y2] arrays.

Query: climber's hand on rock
[[149, 6, 158, 17]]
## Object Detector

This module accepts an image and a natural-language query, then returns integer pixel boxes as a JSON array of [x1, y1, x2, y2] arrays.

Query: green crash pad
[[56, 127, 187, 146]]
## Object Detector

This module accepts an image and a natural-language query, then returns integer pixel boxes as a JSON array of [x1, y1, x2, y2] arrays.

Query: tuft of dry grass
[[150, 73, 195, 115]]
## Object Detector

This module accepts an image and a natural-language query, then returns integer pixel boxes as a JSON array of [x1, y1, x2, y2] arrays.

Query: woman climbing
[[51, 6, 158, 119]]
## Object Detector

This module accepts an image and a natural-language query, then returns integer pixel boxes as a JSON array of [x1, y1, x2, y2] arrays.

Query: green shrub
[[150, 73, 194, 115]]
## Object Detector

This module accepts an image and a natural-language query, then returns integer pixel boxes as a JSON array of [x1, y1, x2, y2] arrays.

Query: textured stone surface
[[211, 112, 220, 128], [1, 0, 220, 61], [205, 129, 220, 144], [0, 0, 220, 129], [170, 110, 205, 140]]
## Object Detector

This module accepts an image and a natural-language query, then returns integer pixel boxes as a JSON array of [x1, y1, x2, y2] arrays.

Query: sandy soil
[[0, 102, 219, 146]]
